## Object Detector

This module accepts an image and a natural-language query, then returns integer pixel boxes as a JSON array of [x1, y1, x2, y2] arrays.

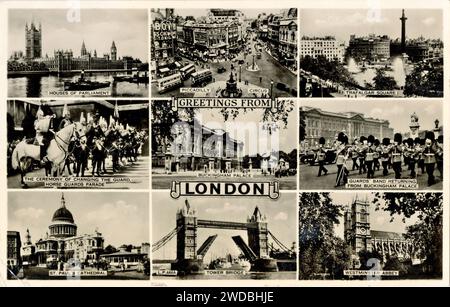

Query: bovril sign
[[153, 20, 176, 40]]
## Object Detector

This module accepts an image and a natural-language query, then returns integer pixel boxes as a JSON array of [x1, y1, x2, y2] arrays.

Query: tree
[[288, 149, 297, 169], [151, 100, 296, 154], [299, 193, 352, 279], [403, 62, 443, 97], [299, 111, 306, 142], [104, 245, 117, 254], [358, 249, 383, 270], [373, 68, 397, 90], [300, 55, 357, 87], [373, 192, 443, 278], [383, 255, 409, 278]]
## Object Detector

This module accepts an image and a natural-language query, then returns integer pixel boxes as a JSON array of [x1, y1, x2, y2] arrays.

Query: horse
[[11, 122, 86, 187]]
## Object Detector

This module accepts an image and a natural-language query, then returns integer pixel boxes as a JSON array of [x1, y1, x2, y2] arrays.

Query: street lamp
[[239, 64, 242, 83], [270, 80, 274, 99]]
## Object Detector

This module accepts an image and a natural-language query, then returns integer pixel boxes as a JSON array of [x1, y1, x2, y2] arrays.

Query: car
[[238, 59, 245, 65], [276, 82, 288, 91], [300, 149, 337, 165], [217, 66, 226, 73]]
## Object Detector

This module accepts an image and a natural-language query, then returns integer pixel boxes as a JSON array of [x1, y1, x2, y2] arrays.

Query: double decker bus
[[157, 73, 183, 94], [179, 63, 196, 80], [191, 69, 213, 87]]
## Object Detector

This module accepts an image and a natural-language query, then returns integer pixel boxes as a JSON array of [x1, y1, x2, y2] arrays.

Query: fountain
[[391, 56, 407, 88], [346, 57, 361, 74], [220, 68, 243, 98]]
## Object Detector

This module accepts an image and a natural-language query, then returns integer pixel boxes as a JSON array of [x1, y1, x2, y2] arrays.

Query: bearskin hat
[[414, 137, 421, 144], [382, 138, 390, 146], [394, 133, 402, 144], [420, 138, 426, 146], [367, 135, 375, 144], [359, 135, 367, 143], [342, 135, 349, 145], [437, 135, 443, 144], [319, 137, 326, 145], [374, 139, 380, 146], [337, 132, 346, 143], [425, 131, 435, 142], [406, 138, 414, 147]]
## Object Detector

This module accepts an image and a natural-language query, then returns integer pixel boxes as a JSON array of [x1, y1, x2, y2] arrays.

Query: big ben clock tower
[[344, 198, 372, 255]]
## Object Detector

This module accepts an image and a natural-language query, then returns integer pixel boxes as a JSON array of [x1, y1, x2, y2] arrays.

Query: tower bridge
[[153, 200, 292, 274]]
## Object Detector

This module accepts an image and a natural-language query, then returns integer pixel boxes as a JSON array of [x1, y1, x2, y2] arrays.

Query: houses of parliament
[[10, 20, 138, 72]]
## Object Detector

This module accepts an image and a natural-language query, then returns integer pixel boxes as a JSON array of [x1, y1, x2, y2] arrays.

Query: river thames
[[8, 72, 148, 97]]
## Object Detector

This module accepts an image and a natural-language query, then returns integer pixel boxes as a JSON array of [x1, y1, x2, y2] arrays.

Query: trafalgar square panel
[[299, 9, 443, 98]]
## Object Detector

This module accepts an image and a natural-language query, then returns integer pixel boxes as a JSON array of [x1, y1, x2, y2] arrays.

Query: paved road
[[8, 156, 150, 189], [152, 37, 296, 98], [299, 163, 443, 190]]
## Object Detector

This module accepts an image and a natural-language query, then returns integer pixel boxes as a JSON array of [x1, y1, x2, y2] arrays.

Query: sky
[[301, 100, 442, 135], [172, 9, 287, 19], [191, 105, 297, 156], [326, 192, 418, 240], [8, 9, 148, 61], [301, 9, 443, 44], [8, 192, 149, 247], [152, 192, 297, 261]]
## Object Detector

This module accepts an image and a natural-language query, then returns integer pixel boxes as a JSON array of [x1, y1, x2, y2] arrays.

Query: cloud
[[374, 215, 387, 226], [422, 17, 436, 26], [369, 105, 405, 119], [274, 211, 288, 221], [14, 207, 45, 220], [314, 12, 388, 28], [205, 202, 247, 214], [424, 103, 440, 117], [85, 200, 139, 222]]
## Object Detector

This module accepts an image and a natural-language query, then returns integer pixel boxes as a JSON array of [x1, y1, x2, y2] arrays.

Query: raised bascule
[[153, 200, 292, 274]]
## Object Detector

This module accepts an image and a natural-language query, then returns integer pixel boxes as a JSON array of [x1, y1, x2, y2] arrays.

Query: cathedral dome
[[51, 194, 74, 223], [52, 206, 74, 223]]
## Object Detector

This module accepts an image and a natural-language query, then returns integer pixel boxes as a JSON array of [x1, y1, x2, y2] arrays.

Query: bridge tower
[[247, 206, 278, 272], [173, 200, 203, 273], [247, 206, 269, 258]]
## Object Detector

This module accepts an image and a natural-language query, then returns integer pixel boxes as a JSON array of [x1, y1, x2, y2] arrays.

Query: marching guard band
[[309, 130, 442, 187]]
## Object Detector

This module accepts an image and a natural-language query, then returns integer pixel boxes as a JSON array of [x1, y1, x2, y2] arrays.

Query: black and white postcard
[[152, 191, 297, 279], [7, 191, 150, 280], [7, 99, 149, 189], [151, 8, 298, 98], [8, 9, 149, 97], [299, 192, 443, 280], [300, 9, 443, 98], [299, 100, 443, 190]]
